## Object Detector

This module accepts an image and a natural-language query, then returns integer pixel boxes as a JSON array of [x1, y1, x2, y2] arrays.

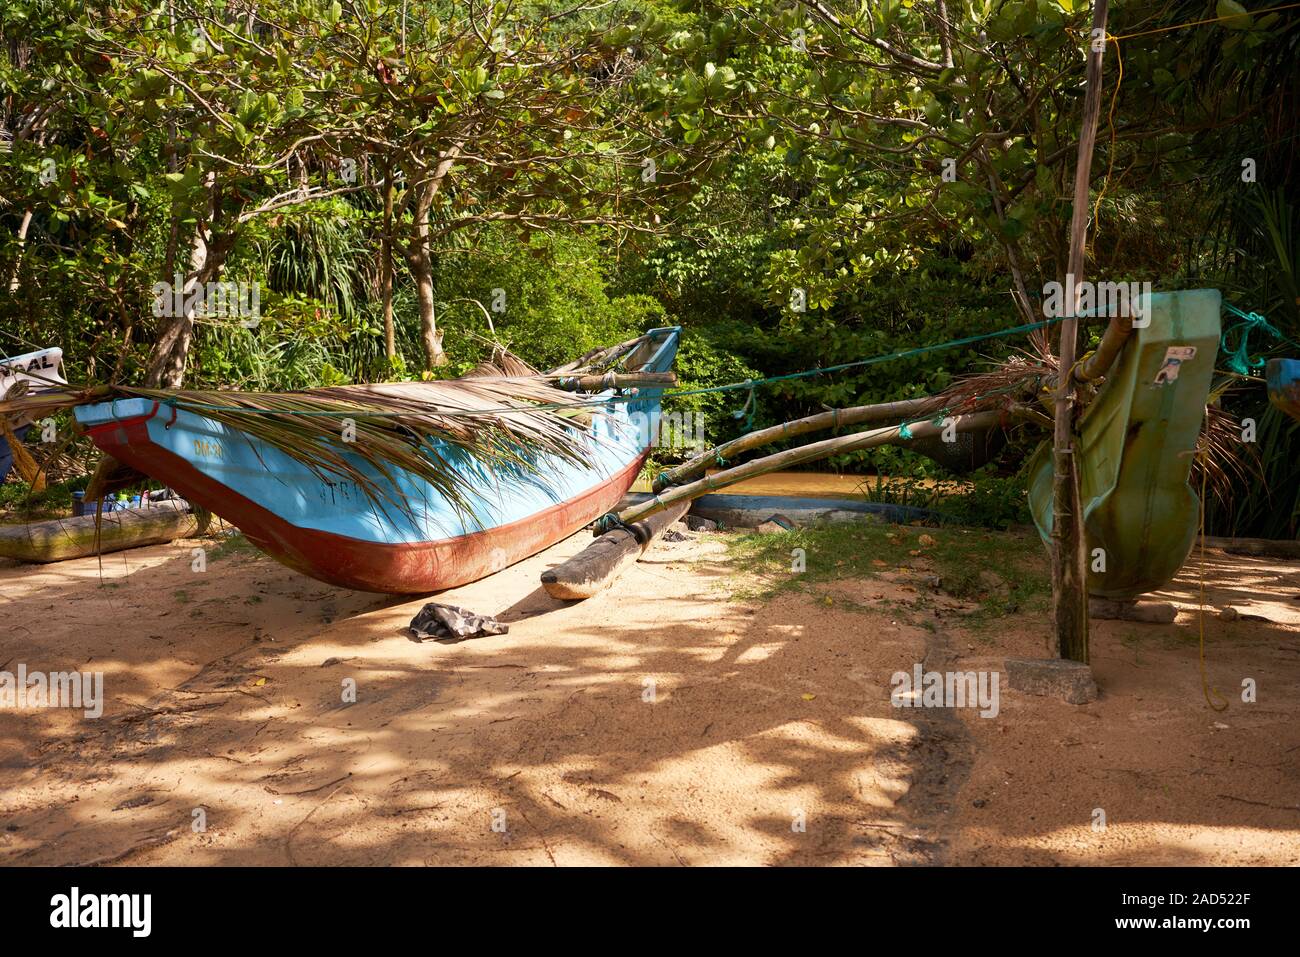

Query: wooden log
[[1088, 597, 1177, 624], [652, 396, 944, 492], [541, 500, 691, 599], [547, 334, 650, 375], [551, 372, 677, 392], [0, 501, 200, 563], [620, 411, 1003, 527]]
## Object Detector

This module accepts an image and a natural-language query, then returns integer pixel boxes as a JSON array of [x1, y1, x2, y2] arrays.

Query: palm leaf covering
[[0, 358, 614, 522]]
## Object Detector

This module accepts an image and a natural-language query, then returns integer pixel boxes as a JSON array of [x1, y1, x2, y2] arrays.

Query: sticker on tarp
[[1154, 346, 1197, 385]]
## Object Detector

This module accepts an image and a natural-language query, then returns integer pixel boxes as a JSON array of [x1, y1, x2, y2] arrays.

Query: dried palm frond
[[936, 352, 1053, 416], [0, 371, 605, 523], [462, 338, 542, 379], [1193, 381, 1261, 508]]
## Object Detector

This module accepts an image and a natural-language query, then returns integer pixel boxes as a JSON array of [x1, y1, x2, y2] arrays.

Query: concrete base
[[1088, 597, 1178, 623], [1005, 657, 1099, 705], [619, 492, 942, 529]]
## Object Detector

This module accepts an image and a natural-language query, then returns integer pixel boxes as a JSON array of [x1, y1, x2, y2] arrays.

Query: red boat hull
[[84, 411, 645, 594]]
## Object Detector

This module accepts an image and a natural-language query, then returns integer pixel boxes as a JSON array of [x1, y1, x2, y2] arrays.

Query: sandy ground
[[1, 526, 1298, 866]]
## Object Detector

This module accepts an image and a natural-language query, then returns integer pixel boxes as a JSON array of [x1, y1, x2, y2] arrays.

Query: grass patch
[[205, 531, 256, 562], [723, 521, 1049, 624], [0, 476, 90, 522]]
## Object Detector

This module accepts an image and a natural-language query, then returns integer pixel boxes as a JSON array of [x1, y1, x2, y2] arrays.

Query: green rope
[[731, 380, 756, 432], [1220, 303, 1285, 376], [166, 315, 1070, 420]]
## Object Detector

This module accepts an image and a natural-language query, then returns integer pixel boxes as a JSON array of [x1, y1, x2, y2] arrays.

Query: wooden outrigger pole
[[652, 396, 945, 491], [542, 410, 1002, 599], [1051, 0, 1110, 662]]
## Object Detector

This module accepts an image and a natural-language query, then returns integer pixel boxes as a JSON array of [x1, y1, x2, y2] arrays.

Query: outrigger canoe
[[72, 327, 681, 594], [1028, 289, 1221, 600]]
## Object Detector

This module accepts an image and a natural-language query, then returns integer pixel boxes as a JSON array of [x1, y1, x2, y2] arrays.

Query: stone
[[684, 515, 718, 532], [1089, 597, 1177, 623], [752, 514, 796, 534], [1005, 657, 1099, 705]]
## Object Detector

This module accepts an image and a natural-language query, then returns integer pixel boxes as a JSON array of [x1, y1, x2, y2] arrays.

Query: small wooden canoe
[[0, 501, 200, 563], [73, 328, 681, 594]]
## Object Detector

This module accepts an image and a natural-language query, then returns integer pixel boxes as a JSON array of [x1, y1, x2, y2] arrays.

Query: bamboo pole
[[547, 334, 650, 375], [652, 396, 945, 492], [1075, 314, 1132, 382], [1052, 0, 1109, 663], [616, 411, 1003, 527], [551, 372, 677, 392]]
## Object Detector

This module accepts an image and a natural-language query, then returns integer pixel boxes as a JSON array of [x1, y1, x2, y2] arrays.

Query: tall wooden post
[[1051, 0, 1109, 662], [381, 160, 396, 361]]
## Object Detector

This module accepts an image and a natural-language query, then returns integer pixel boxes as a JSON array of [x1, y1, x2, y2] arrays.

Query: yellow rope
[[1088, 34, 1125, 238], [1197, 453, 1230, 712], [0, 415, 46, 492], [1110, 1, 1300, 41]]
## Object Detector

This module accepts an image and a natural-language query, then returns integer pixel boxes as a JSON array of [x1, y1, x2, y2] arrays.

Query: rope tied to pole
[[1220, 304, 1285, 376], [731, 380, 756, 432]]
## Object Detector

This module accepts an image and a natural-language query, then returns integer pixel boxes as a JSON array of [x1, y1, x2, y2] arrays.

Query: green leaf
[[1215, 0, 1253, 30]]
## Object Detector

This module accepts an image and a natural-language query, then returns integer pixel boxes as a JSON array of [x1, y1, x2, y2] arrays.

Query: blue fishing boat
[[73, 328, 681, 594], [1266, 358, 1300, 422]]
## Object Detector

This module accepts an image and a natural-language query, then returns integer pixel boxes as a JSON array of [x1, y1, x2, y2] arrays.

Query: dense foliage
[[2, 1, 1297, 533]]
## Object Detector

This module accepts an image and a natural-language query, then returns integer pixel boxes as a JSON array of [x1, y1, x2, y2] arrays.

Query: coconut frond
[[937, 352, 1052, 415], [0, 371, 606, 523], [463, 341, 542, 379], [1194, 381, 1262, 508]]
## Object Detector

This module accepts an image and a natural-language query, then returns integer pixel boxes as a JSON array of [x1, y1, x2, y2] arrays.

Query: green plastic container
[[1028, 289, 1222, 600]]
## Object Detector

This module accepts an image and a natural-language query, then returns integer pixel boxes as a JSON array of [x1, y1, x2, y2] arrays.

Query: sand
[[1, 527, 1297, 866]]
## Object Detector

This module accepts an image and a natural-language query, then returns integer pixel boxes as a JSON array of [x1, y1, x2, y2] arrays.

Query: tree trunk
[[144, 176, 228, 388], [8, 209, 33, 293], [403, 145, 460, 371], [406, 234, 444, 369], [382, 161, 396, 361]]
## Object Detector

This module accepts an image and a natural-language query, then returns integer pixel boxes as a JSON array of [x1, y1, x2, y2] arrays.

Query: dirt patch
[[0, 526, 1297, 865]]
